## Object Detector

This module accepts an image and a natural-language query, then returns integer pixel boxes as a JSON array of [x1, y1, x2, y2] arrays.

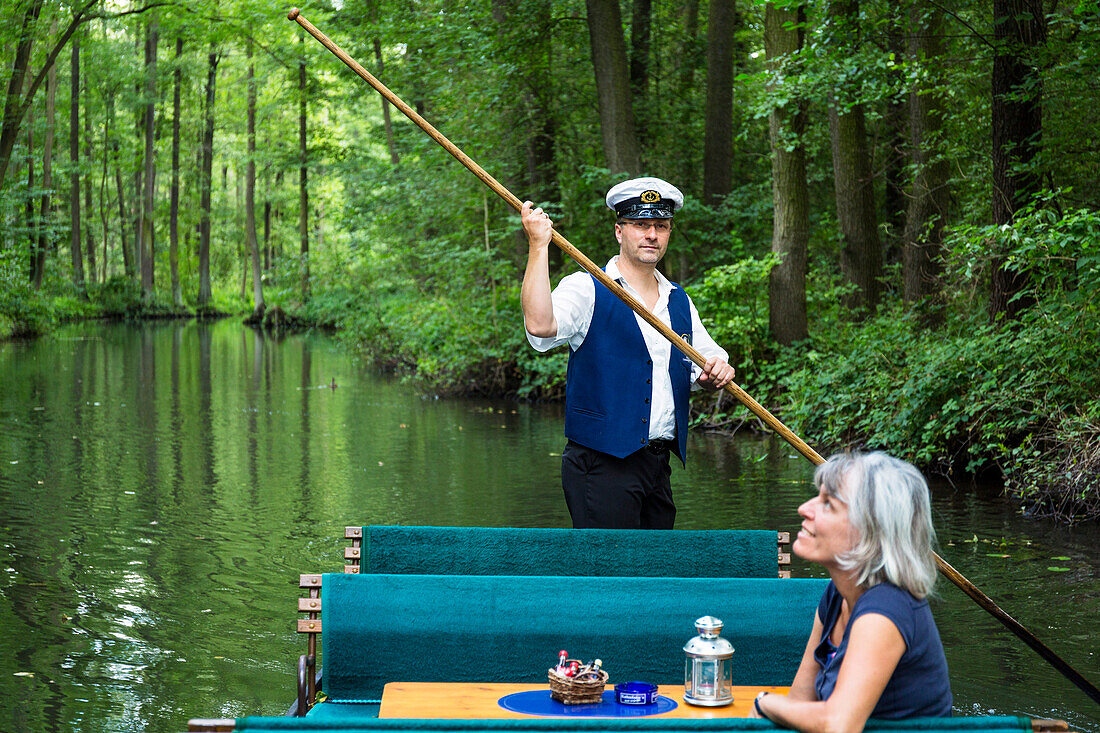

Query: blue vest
[[564, 274, 694, 463]]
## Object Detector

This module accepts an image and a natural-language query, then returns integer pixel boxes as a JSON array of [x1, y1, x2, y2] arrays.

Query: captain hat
[[605, 177, 684, 219]]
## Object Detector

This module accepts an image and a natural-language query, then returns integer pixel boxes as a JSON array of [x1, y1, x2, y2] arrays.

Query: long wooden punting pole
[[288, 8, 1100, 706]]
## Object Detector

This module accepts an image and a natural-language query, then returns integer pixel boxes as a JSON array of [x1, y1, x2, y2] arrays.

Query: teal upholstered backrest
[[234, 716, 1034, 732], [361, 526, 781, 578], [320, 573, 828, 704]]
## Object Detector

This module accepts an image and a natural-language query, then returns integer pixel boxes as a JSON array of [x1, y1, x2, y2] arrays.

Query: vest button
[[647, 359, 653, 366], [641, 438, 646, 444], [642, 418, 648, 423], [646, 378, 651, 384], [644, 398, 650, 404]]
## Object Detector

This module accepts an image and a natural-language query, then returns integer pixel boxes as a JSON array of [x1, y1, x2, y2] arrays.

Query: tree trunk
[[299, 42, 310, 299], [132, 32, 144, 282], [140, 18, 158, 301], [169, 36, 182, 307], [673, 0, 702, 257], [274, 169, 284, 260], [0, 0, 98, 187], [99, 107, 110, 281], [585, 0, 641, 176], [25, 108, 37, 282], [882, 5, 907, 271], [34, 32, 57, 290], [83, 65, 95, 285], [109, 91, 133, 278], [989, 0, 1045, 321], [827, 0, 882, 316], [246, 39, 265, 321], [629, 0, 652, 148], [902, 4, 949, 312], [198, 45, 217, 307], [373, 38, 399, 165], [69, 36, 86, 294], [703, 0, 736, 207], [765, 2, 809, 345], [263, 163, 271, 271], [0, 0, 45, 189]]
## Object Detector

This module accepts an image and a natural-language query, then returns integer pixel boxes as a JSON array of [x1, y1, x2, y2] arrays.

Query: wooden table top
[[379, 682, 789, 719]]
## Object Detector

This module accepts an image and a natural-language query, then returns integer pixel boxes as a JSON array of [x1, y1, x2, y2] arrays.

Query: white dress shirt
[[526, 256, 729, 441]]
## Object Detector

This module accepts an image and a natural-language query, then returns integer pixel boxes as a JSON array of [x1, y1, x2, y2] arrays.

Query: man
[[521, 177, 736, 529]]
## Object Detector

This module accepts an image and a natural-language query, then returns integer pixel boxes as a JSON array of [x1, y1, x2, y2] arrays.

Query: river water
[[0, 320, 1096, 732]]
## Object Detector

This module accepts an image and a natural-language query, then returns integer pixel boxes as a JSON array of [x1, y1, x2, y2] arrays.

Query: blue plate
[[497, 690, 678, 717]]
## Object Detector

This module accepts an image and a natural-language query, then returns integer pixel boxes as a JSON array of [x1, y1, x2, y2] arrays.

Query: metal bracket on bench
[[778, 531, 791, 578], [345, 526, 362, 574], [296, 573, 323, 713]]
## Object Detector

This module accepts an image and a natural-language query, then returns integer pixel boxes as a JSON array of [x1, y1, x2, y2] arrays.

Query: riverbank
[[322, 282, 1100, 524], [5, 278, 1097, 523]]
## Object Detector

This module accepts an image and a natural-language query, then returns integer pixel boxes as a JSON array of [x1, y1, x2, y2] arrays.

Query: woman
[[752, 451, 952, 731]]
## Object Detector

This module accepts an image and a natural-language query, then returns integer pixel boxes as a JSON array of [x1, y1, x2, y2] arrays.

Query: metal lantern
[[683, 615, 734, 707]]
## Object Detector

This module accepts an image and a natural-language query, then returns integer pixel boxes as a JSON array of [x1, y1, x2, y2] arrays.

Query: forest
[[0, 0, 1097, 520]]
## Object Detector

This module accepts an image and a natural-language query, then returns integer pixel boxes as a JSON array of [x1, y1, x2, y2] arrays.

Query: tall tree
[[24, 108, 37, 281], [0, 0, 99, 187], [107, 90, 133, 278], [298, 35, 310, 299], [139, 19, 159, 299], [765, 2, 809, 345], [132, 31, 144, 282], [882, 4, 908, 267], [585, 0, 640, 176], [673, 0, 702, 197], [169, 35, 183, 307], [83, 62, 96, 285], [902, 3, 949, 311], [703, 0, 737, 207], [69, 35, 86, 294], [245, 38, 264, 320], [827, 0, 882, 316], [197, 43, 217, 307], [373, 38, 399, 166], [989, 0, 1045, 320], [33, 23, 59, 290], [629, 0, 652, 147]]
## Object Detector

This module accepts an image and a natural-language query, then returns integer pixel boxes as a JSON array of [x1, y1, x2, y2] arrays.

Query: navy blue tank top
[[814, 581, 952, 718]]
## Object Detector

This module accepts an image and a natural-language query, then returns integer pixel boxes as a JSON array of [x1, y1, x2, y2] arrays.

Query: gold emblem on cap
[[640, 190, 661, 203]]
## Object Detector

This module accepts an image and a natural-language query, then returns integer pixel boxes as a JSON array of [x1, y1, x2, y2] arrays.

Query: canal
[[0, 320, 1096, 732]]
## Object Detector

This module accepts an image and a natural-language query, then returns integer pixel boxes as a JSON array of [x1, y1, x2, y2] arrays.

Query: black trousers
[[560, 440, 676, 529]]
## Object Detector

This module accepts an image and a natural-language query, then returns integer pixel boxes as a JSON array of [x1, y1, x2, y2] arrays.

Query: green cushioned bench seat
[[319, 573, 828, 705], [352, 527, 785, 578], [231, 716, 1035, 733]]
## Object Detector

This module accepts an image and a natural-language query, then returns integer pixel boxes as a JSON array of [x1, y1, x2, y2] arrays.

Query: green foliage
[[762, 206, 1100, 516], [87, 276, 144, 316], [945, 199, 1100, 306], [0, 249, 52, 337], [688, 253, 780, 368]]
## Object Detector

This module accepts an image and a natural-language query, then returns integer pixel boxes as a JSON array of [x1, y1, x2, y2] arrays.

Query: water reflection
[[0, 320, 1096, 732]]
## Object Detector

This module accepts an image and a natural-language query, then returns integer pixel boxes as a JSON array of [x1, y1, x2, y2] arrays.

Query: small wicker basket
[[548, 662, 609, 705]]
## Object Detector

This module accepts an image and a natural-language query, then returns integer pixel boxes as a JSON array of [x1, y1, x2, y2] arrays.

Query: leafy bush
[[0, 249, 54, 337], [87, 276, 144, 316], [688, 253, 780, 369]]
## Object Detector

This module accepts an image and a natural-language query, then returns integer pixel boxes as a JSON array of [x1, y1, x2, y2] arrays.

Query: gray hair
[[814, 451, 938, 598]]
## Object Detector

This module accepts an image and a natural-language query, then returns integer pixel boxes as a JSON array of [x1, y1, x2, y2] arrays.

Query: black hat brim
[[615, 201, 675, 219]]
